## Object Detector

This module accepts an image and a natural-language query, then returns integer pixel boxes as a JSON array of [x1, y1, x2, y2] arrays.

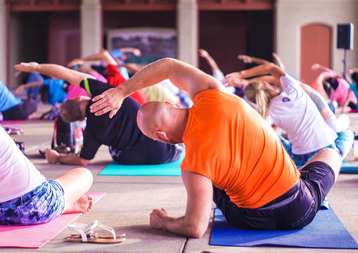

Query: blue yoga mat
[[210, 209, 358, 249], [341, 162, 358, 174], [98, 157, 183, 176]]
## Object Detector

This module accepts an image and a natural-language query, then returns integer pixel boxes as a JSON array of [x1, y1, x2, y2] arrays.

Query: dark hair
[[60, 100, 85, 123], [324, 77, 339, 90], [351, 72, 358, 85]]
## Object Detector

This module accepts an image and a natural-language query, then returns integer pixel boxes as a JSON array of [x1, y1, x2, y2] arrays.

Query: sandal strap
[[67, 223, 88, 242], [86, 220, 117, 240]]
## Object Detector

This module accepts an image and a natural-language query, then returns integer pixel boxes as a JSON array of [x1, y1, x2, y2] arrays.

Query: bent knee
[[72, 167, 93, 182], [311, 148, 342, 177]]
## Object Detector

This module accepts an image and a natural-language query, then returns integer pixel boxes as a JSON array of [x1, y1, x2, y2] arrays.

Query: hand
[[198, 49, 209, 58], [14, 62, 39, 73], [349, 68, 358, 74], [45, 149, 60, 164], [238, 54, 253, 64], [311, 64, 322, 70], [224, 72, 249, 87], [90, 86, 126, 118], [149, 208, 168, 230], [132, 48, 142, 57]]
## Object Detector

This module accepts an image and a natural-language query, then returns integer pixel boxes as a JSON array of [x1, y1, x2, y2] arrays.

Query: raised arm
[[15, 62, 93, 86], [238, 54, 271, 65], [312, 63, 334, 74], [124, 63, 143, 74], [300, 83, 341, 132], [238, 63, 285, 80], [224, 63, 284, 91], [199, 49, 221, 73], [119, 47, 141, 57], [68, 50, 117, 67], [272, 52, 285, 70], [349, 68, 358, 74], [90, 58, 220, 117], [15, 79, 44, 95]]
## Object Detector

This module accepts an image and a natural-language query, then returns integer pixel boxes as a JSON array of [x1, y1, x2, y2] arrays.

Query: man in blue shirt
[[42, 78, 67, 105]]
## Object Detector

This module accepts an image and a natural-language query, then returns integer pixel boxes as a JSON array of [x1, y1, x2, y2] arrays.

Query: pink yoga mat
[[0, 120, 23, 125], [0, 192, 105, 248]]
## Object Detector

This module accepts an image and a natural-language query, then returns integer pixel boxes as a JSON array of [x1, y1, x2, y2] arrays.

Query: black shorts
[[2, 99, 37, 120], [213, 161, 335, 230]]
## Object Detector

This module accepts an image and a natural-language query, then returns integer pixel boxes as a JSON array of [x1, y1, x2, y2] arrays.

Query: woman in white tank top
[[224, 61, 353, 168]]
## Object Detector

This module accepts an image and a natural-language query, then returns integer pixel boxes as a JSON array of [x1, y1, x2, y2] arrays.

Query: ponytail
[[244, 82, 272, 118]]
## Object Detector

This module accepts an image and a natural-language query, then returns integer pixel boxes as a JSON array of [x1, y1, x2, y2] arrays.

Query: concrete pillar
[[177, 0, 198, 67], [81, 0, 102, 57], [0, 0, 7, 82]]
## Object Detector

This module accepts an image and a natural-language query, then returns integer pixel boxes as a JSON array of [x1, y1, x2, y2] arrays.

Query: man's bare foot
[[64, 195, 94, 214]]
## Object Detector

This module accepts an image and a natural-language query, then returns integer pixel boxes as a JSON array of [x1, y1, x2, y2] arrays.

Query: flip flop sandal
[[64, 220, 126, 244]]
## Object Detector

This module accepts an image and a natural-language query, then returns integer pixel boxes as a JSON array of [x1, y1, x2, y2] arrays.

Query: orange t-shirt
[[181, 89, 300, 209]]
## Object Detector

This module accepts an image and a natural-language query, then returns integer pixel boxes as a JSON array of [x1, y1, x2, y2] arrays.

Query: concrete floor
[[1, 116, 358, 253]]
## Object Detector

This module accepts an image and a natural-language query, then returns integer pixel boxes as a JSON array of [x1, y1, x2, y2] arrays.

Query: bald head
[[137, 102, 188, 144]]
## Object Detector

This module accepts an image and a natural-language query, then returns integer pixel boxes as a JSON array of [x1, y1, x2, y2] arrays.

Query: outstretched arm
[[349, 68, 358, 74], [312, 63, 334, 74], [199, 49, 221, 73], [124, 63, 143, 74], [68, 50, 117, 67], [224, 63, 284, 90], [300, 83, 341, 132], [238, 54, 271, 65], [90, 58, 220, 117], [272, 53, 285, 70], [15, 80, 44, 95], [238, 53, 286, 71], [238, 63, 285, 80], [46, 149, 90, 166], [119, 47, 141, 56], [15, 62, 93, 86], [149, 171, 212, 238]]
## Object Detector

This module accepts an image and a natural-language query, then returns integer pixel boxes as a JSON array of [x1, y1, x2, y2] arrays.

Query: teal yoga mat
[[99, 157, 183, 176], [341, 162, 358, 174]]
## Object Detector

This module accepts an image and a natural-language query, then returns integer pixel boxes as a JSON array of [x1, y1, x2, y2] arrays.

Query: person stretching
[[88, 58, 342, 237], [0, 81, 37, 120], [68, 50, 145, 105], [225, 60, 353, 167], [15, 62, 181, 166], [0, 125, 93, 225]]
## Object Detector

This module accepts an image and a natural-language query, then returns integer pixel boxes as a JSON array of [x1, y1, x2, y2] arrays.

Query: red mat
[[0, 192, 105, 248]]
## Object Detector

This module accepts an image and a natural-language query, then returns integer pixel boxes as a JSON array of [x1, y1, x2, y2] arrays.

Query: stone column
[[0, 0, 7, 82], [81, 0, 102, 57], [177, 0, 198, 67]]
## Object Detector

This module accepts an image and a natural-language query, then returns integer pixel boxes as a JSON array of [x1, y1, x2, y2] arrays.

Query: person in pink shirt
[[67, 65, 107, 100], [311, 64, 357, 112]]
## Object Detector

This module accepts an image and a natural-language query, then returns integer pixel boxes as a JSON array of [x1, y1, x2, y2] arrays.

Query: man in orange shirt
[[89, 58, 342, 238]]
